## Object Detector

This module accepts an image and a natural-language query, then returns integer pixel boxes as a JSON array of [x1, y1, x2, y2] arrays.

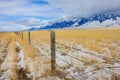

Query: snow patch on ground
[[16, 41, 25, 70], [40, 76, 63, 80], [18, 50, 25, 69]]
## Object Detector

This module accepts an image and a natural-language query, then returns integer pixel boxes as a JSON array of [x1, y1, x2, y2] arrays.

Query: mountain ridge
[[30, 13, 120, 30]]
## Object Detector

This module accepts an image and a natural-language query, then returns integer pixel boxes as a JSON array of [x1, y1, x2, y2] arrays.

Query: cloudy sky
[[0, 0, 120, 31]]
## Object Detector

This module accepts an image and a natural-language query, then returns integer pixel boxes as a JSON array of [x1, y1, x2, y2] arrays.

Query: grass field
[[0, 28, 120, 80]]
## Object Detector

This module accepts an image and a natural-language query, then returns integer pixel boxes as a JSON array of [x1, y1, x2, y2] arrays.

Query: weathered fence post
[[17, 32, 19, 36], [50, 31, 56, 76], [19, 32, 20, 37], [21, 32, 23, 40], [28, 31, 31, 45], [18, 32, 19, 36]]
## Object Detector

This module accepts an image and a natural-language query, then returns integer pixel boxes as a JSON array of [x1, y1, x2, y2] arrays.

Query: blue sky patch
[[29, 0, 49, 5]]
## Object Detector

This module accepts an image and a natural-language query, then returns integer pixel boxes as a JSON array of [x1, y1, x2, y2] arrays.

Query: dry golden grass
[[0, 28, 120, 80], [55, 28, 120, 55], [0, 33, 13, 64], [56, 28, 120, 39]]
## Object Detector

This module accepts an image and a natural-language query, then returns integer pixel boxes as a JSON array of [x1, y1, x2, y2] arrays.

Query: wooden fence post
[[50, 31, 56, 76], [28, 31, 31, 45], [21, 32, 23, 40], [19, 32, 20, 36], [17, 32, 19, 36], [18, 32, 19, 36]]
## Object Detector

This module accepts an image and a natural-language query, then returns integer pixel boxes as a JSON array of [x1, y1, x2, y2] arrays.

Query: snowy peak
[[89, 13, 120, 22]]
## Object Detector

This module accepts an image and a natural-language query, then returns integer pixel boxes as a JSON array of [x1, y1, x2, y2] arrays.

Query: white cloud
[[0, 0, 119, 18], [14, 18, 48, 27], [0, 0, 61, 17], [0, 0, 120, 18], [47, 0, 120, 18], [0, 21, 29, 32], [0, 18, 53, 31]]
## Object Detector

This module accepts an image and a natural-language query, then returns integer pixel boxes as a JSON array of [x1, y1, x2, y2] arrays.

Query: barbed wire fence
[[14, 31, 120, 80]]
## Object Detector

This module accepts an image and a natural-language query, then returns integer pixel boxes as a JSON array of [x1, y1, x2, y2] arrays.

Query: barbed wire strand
[[55, 42, 120, 64]]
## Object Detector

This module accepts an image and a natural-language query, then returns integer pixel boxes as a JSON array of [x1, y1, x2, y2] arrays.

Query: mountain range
[[30, 13, 120, 30]]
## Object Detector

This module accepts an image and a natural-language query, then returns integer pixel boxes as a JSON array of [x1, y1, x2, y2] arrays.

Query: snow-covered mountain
[[30, 13, 120, 30]]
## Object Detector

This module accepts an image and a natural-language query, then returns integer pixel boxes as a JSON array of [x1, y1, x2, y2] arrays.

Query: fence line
[[14, 31, 120, 79]]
